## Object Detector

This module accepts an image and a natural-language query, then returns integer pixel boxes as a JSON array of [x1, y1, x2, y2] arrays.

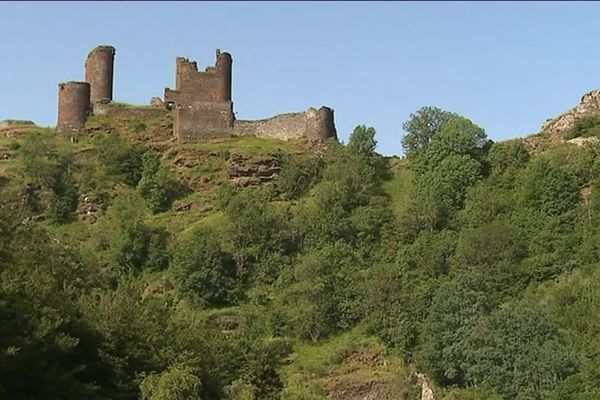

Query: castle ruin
[[85, 46, 115, 104], [57, 45, 337, 142], [57, 82, 90, 132]]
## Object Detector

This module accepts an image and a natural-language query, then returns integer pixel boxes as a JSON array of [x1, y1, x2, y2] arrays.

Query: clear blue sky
[[1, 1, 600, 156]]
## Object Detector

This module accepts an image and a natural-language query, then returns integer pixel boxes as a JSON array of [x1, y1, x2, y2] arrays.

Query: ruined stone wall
[[93, 101, 169, 119], [177, 101, 234, 140], [233, 107, 337, 142], [233, 112, 307, 140], [85, 45, 115, 104], [57, 81, 90, 133]]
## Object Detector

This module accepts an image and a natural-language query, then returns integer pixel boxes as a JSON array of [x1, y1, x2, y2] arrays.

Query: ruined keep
[[57, 45, 337, 143], [164, 50, 234, 139], [57, 82, 90, 133]]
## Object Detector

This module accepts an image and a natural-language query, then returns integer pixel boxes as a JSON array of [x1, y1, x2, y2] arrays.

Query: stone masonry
[[164, 50, 234, 139], [85, 45, 116, 104], [165, 50, 336, 142], [57, 82, 90, 133], [57, 45, 337, 143]]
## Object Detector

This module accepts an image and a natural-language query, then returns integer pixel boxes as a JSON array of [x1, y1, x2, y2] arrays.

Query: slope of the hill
[[3, 99, 600, 400]]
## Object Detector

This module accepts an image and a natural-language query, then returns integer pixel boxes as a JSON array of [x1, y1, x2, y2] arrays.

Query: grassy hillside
[[4, 107, 600, 400]]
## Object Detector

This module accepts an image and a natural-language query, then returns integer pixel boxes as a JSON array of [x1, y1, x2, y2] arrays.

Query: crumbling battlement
[[57, 45, 337, 144], [233, 107, 336, 141]]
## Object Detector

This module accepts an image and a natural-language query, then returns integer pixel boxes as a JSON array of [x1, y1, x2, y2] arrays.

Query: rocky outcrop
[[541, 90, 600, 141], [416, 373, 435, 400], [80, 194, 103, 224], [173, 202, 193, 212], [228, 153, 281, 187], [567, 136, 600, 146], [326, 380, 396, 400]]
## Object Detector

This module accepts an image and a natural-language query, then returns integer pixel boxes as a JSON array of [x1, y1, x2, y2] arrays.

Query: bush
[[275, 154, 322, 200], [97, 133, 147, 186], [171, 226, 237, 307], [19, 131, 79, 223], [139, 364, 202, 400], [130, 119, 147, 134], [564, 115, 600, 140], [96, 194, 170, 272], [280, 383, 327, 400], [519, 158, 579, 217], [137, 151, 180, 213]]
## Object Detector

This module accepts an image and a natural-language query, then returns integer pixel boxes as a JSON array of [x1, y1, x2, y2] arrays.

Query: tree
[[488, 141, 530, 180], [401, 106, 456, 158], [348, 125, 377, 158], [519, 158, 579, 217], [419, 274, 496, 386], [0, 213, 104, 400], [272, 249, 339, 341], [275, 154, 323, 200], [137, 151, 180, 213], [224, 188, 289, 281], [19, 131, 79, 223], [406, 114, 489, 230], [465, 304, 578, 400], [96, 194, 170, 272], [97, 133, 147, 186], [452, 221, 527, 297], [419, 115, 489, 171], [348, 125, 387, 176], [171, 226, 237, 307], [139, 364, 202, 400]]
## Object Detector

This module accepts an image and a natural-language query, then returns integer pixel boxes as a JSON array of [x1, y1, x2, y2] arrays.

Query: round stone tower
[[85, 45, 115, 103], [57, 81, 90, 132], [215, 49, 232, 102], [305, 106, 337, 142]]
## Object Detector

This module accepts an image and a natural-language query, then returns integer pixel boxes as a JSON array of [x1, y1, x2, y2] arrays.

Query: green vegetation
[[3, 105, 600, 400], [565, 114, 600, 140]]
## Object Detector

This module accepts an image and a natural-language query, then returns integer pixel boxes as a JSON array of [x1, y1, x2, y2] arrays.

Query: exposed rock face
[[541, 90, 600, 141], [567, 136, 600, 146], [173, 202, 193, 212], [228, 153, 281, 187], [416, 373, 435, 400], [80, 194, 102, 224], [326, 380, 396, 400]]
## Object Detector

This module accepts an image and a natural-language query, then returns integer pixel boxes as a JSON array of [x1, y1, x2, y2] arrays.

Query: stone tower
[[57, 81, 90, 133], [214, 50, 232, 102], [85, 45, 116, 104], [165, 49, 235, 139], [305, 106, 337, 142]]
